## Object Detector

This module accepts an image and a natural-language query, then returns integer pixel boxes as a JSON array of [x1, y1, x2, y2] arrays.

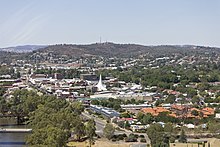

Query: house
[[117, 118, 135, 124], [201, 107, 215, 116], [141, 107, 170, 116], [184, 123, 195, 129], [130, 124, 149, 131]]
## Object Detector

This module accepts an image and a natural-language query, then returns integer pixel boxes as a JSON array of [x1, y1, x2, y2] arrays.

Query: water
[[0, 118, 30, 147]]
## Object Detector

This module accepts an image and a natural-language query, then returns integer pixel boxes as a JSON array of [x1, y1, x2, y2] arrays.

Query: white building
[[96, 75, 107, 91]]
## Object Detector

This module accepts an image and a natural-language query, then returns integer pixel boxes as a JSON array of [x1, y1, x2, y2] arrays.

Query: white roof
[[185, 124, 195, 129]]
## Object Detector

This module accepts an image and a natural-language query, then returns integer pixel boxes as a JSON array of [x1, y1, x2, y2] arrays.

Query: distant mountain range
[[1, 43, 220, 64], [32, 43, 220, 58], [0, 45, 47, 53]]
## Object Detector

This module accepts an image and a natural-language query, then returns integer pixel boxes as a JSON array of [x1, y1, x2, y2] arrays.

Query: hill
[[34, 43, 220, 58], [1, 43, 220, 63], [0, 45, 47, 53]]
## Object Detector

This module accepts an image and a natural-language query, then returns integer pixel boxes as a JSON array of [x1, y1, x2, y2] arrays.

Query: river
[[0, 117, 30, 147]]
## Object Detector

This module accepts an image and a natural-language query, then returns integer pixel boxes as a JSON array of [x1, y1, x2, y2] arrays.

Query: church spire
[[96, 74, 107, 91]]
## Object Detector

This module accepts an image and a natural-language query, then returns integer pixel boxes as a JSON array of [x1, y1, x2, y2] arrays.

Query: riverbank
[[0, 117, 31, 146]]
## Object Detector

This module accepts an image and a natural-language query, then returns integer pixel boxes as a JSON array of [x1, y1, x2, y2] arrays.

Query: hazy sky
[[0, 0, 220, 47]]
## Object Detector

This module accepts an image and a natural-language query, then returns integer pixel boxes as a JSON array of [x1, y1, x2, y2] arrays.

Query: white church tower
[[96, 74, 107, 91]]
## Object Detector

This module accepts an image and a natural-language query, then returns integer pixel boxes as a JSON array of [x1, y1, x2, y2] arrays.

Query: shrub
[[134, 134, 139, 138], [122, 133, 127, 138], [117, 135, 124, 140], [125, 137, 137, 142], [140, 138, 146, 143], [111, 138, 117, 142], [170, 136, 176, 143]]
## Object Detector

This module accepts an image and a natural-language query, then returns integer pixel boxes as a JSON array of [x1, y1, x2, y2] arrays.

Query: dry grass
[[67, 139, 131, 147], [170, 138, 220, 147], [94, 139, 130, 147], [67, 138, 220, 147], [67, 141, 90, 147]]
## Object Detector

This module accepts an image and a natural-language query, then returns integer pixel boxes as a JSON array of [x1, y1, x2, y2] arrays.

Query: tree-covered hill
[[32, 43, 220, 58], [1, 43, 220, 63]]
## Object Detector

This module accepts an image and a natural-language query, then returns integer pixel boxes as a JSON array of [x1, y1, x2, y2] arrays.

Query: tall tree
[[103, 123, 115, 140], [74, 117, 85, 140], [71, 101, 84, 115], [86, 119, 96, 147], [179, 129, 187, 143], [146, 124, 169, 147], [27, 126, 68, 147], [0, 96, 8, 114]]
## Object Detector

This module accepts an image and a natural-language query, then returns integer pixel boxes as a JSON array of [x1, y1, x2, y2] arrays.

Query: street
[[81, 111, 150, 144]]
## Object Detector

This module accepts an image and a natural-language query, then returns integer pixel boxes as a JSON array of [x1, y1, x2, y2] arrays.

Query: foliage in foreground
[[3, 89, 85, 146]]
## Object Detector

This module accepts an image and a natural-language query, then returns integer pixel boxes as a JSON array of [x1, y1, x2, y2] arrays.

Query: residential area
[[1, 45, 220, 146]]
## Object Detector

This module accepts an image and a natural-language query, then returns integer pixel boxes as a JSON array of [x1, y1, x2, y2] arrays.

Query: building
[[120, 104, 152, 110], [116, 92, 154, 101], [96, 75, 107, 91], [141, 107, 170, 116], [80, 74, 98, 81], [89, 105, 120, 118]]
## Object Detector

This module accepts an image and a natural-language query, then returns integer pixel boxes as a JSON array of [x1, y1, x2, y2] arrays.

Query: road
[[82, 112, 129, 135], [81, 111, 150, 144], [81, 112, 107, 135], [27, 80, 151, 144]]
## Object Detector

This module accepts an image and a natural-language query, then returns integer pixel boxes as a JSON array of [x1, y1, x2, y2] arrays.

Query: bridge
[[0, 114, 15, 117], [0, 128, 32, 133]]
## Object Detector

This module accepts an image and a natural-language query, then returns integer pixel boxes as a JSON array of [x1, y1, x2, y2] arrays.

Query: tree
[[191, 110, 199, 116], [124, 121, 130, 129], [155, 99, 163, 107], [142, 114, 153, 124], [74, 117, 85, 140], [113, 103, 121, 111], [187, 88, 197, 98], [207, 121, 220, 134], [192, 96, 200, 104], [146, 124, 167, 146], [9, 89, 46, 124], [0, 87, 6, 96], [137, 112, 144, 121], [120, 112, 131, 118], [197, 82, 210, 91], [70, 102, 84, 115], [103, 123, 115, 140], [27, 126, 68, 147], [165, 94, 176, 104], [164, 122, 173, 133], [178, 129, 187, 143], [86, 119, 96, 147], [5, 89, 82, 146], [0, 96, 8, 114]]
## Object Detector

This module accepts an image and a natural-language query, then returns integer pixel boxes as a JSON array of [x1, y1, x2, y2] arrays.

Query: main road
[[81, 111, 150, 144], [81, 112, 130, 136]]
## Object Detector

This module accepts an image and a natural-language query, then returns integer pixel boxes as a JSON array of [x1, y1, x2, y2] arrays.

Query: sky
[[0, 0, 220, 48]]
